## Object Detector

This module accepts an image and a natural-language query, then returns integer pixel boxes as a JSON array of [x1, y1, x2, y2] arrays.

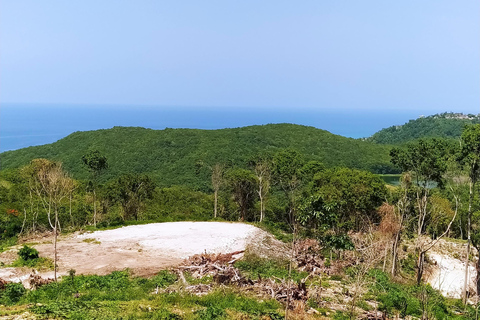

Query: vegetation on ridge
[[368, 112, 480, 144], [3, 121, 480, 319], [0, 124, 397, 190]]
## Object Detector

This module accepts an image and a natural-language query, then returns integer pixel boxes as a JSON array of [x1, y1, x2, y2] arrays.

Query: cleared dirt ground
[[0, 221, 284, 286]]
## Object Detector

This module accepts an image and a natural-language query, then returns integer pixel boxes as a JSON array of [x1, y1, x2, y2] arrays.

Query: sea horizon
[[0, 103, 432, 153]]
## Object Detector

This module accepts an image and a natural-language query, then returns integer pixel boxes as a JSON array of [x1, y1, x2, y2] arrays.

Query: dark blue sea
[[0, 104, 422, 153]]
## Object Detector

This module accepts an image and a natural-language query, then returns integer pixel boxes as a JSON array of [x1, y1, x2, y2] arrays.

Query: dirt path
[[0, 222, 280, 286]]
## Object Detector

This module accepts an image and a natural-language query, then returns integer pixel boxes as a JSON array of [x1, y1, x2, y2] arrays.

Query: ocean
[[0, 104, 421, 153]]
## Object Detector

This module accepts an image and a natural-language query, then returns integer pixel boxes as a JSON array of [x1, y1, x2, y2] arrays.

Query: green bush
[[0, 282, 26, 304], [18, 245, 39, 261]]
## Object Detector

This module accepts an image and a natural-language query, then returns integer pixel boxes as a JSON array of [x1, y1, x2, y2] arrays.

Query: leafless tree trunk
[[464, 180, 473, 303], [254, 160, 271, 222], [211, 164, 224, 218], [27, 159, 74, 282], [416, 192, 459, 285]]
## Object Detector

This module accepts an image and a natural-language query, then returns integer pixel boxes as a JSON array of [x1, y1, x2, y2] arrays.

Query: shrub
[[18, 245, 39, 261], [0, 282, 26, 304]]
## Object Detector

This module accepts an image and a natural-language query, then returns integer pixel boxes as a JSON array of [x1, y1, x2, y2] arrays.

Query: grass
[[1, 269, 284, 319], [0, 236, 17, 253], [253, 221, 293, 243], [10, 256, 54, 270], [235, 253, 308, 283], [82, 238, 101, 244]]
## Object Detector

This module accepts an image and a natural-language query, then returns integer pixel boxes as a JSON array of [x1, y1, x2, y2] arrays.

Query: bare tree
[[27, 159, 74, 281], [211, 163, 224, 218], [254, 159, 271, 222]]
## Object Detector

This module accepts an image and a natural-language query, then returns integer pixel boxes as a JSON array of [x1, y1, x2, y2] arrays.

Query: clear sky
[[1, 1, 479, 113]]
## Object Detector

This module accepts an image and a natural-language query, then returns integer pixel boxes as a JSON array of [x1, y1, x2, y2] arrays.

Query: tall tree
[[112, 174, 156, 221], [459, 124, 480, 302], [225, 168, 257, 221], [252, 157, 271, 222], [26, 159, 74, 281], [82, 150, 108, 227], [390, 139, 453, 284], [272, 149, 305, 227], [211, 163, 224, 219]]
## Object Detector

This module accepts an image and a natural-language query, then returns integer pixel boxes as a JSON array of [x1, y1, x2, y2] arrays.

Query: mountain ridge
[[0, 123, 395, 189]]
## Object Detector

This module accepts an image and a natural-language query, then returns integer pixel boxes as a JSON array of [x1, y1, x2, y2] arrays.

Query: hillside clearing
[[0, 222, 286, 287]]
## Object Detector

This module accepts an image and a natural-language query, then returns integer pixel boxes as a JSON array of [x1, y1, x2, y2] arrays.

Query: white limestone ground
[[0, 222, 282, 288]]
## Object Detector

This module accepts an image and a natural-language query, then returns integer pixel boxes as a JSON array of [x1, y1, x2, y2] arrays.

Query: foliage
[[142, 186, 214, 222], [0, 283, 26, 305], [18, 244, 39, 261], [368, 112, 480, 145], [368, 269, 475, 319], [235, 254, 308, 282], [390, 138, 452, 188], [18, 270, 282, 319], [299, 167, 387, 233], [225, 168, 257, 221], [109, 174, 156, 220], [0, 124, 396, 190], [82, 150, 108, 175]]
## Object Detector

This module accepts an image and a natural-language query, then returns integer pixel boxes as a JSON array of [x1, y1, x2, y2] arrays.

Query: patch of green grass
[[184, 272, 213, 285], [22, 269, 283, 319], [235, 253, 308, 282], [10, 256, 54, 269], [329, 274, 343, 281], [10, 245, 54, 269], [0, 236, 17, 252], [254, 221, 293, 243], [367, 269, 476, 320], [82, 238, 101, 244]]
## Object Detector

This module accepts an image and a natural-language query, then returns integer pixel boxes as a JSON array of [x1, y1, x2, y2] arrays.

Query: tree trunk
[[464, 181, 473, 303], [214, 189, 218, 218], [382, 242, 388, 272], [93, 188, 97, 227], [417, 251, 425, 285], [476, 253, 480, 299], [259, 192, 264, 222], [54, 206, 58, 282]]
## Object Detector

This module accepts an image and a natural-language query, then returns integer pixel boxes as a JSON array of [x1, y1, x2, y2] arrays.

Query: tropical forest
[[1, 114, 480, 320]]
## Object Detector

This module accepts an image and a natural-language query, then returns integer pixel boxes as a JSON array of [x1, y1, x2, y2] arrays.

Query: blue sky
[[1, 1, 479, 113]]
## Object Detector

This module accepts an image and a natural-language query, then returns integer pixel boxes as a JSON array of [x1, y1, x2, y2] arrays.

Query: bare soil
[[425, 238, 478, 299], [0, 222, 285, 287]]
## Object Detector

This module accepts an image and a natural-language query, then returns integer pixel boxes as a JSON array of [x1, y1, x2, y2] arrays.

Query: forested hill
[[368, 112, 480, 144], [0, 124, 394, 189]]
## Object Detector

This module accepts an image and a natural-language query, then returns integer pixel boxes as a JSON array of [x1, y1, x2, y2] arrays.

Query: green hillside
[[0, 124, 395, 189], [368, 112, 479, 144]]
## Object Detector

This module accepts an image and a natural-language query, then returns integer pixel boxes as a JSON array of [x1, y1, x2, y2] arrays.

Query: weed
[[18, 245, 38, 260], [0, 283, 26, 305], [329, 275, 342, 281], [82, 238, 101, 244], [235, 253, 307, 282], [11, 256, 54, 269]]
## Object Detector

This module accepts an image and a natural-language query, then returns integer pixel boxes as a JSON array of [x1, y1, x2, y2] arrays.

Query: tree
[[459, 124, 480, 302], [390, 139, 454, 284], [299, 167, 386, 243], [25, 159, 74, 281], [225, 168, 257, 221], [272, 149, 305, 227], [195, 160, 225, 219], [389, 173, 413, 276], [112, 174, 155, 221], [211, 163, 224, 219], [82, 150, 108, 227], [251, 157, 272, 222]]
